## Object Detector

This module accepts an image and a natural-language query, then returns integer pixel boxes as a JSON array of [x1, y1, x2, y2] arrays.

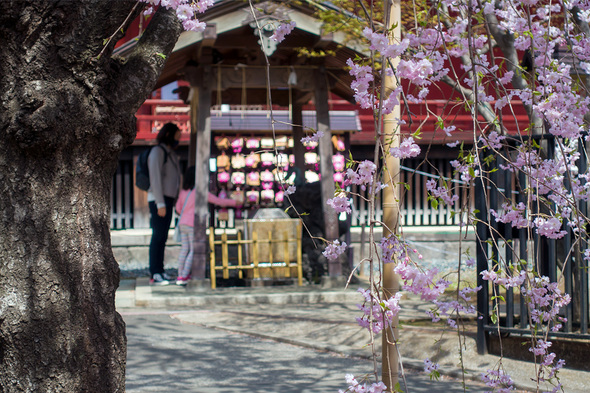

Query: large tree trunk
[[0, 2, 181, 391]]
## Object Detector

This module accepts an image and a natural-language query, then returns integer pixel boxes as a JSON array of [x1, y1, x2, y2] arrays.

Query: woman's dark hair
[[182, 166, 196, 190], [156, 122, 180, 146]]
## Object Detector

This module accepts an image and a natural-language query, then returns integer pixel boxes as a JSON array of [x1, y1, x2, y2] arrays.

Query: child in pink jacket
[[175, 167, 237, 285]]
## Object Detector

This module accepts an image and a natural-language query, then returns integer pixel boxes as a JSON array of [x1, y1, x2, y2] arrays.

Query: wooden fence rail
[[208, 223, 303, 289]]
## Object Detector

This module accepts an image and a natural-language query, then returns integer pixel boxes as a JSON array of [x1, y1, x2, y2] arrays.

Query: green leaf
[[490, 311, 498, 324], [435, 116, 444, 130], [491, 295, 506, 302], [156, 52, 167, 59], [430, 370, 441, 381], [431, 199, 439, 209]]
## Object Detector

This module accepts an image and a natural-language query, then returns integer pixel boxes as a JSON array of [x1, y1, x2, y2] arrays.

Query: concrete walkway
[[117, 279, 590, 393]]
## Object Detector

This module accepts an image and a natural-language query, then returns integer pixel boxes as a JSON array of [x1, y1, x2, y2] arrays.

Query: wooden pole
[[382, 0, 401, 390], [188, 86, 198, 166], [292, 98, 305, 178], [191, 65, 213, 281], [314, 66, 340, 277]]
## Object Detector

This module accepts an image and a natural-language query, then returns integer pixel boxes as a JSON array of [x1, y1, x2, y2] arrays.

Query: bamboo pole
[[237, 230, 243, 279], [382, 0, 401, 390], [222, 232, 229, 279], [253, 231, 260, 279], [283, 231, 291, 278], [209, 228, 217, 289]]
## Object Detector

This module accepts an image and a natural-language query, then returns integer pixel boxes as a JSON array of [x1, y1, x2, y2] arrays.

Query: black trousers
[[148, 196, 175, 277]]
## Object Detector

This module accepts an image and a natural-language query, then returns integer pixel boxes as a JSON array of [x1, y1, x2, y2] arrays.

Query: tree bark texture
[[0, 2, 181, 392]]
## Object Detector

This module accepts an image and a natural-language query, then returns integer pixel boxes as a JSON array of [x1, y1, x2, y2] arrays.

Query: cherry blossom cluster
[[300, 130, 324, 144], [524, 276, 571, 328], [423, 358, 439, 373], [479, 131, 506, 150], [423, 358, 441, 380], [327, 195, 352, 214], [271, 21, 296, 43], [322, 239, 347, 261], [390, 137, 421, 159], [379, 234, 409, 264], [140, 0, 212, 31], [284, 185, 296, 196], [480, 368, 515, 393], [480, 268, 569, 384], [339, 374, 387, 393], [532, 341, 567, 387], [490, 202, 529, 229], [480, 268, 526, 289], [394, 260, 451, 302], [346, 58, 377, 111], [534, 217, 567, 239], [355, 288, 402, 334], [450, 157, 479, 184], [491, 203, 569, 240], [430, 286, 481, 327], [347, 26, 447, 114], [426, 179, 459, 207], [343, 160, 378, 191]]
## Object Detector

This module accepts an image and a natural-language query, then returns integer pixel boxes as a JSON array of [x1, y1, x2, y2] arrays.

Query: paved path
[[123, 310, 492, 393], [118, 279, 590, 393]]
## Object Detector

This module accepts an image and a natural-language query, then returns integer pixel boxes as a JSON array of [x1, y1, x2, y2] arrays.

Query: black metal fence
[[475, 134, 590, 354]]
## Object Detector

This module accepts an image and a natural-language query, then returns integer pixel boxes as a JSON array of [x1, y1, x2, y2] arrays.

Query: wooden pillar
[[191, 65, 213, 281], [189, 88, 198, 171], [314, 66, 340, 276], [292, 98, 305, 176]]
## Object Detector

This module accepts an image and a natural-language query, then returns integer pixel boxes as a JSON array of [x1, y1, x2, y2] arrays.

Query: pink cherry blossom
[[300, 130, 324, 144], [323, 240, 347, 261], [423, 358, 439, 373], [182, 19, 206, 32], [327, 196, 351, 213], [490, 202, 530, 229], [356, 288, 402, 334], [390, 137, 421, 159], [426, 179, 459, 206], [534, 217, 567, 239], [271, 21, 296, 43], [284, 185, 296, 196], [344, 160, 377, 191]]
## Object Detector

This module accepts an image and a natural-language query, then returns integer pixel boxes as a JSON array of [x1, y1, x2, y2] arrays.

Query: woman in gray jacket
[[148, 123, 181, 285]]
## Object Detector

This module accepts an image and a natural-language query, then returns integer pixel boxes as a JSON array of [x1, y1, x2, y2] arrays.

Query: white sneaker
[[150, 273, 170, 286]]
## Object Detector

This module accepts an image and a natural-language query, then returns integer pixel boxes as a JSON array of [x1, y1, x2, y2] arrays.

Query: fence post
[[209, 228, 217, 289], [222, 232, 229, 279], [237, 230, 243, 280], [296, 221, 303, 286], [475, 176, 489, 354], [253, 231, 260, 279]]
